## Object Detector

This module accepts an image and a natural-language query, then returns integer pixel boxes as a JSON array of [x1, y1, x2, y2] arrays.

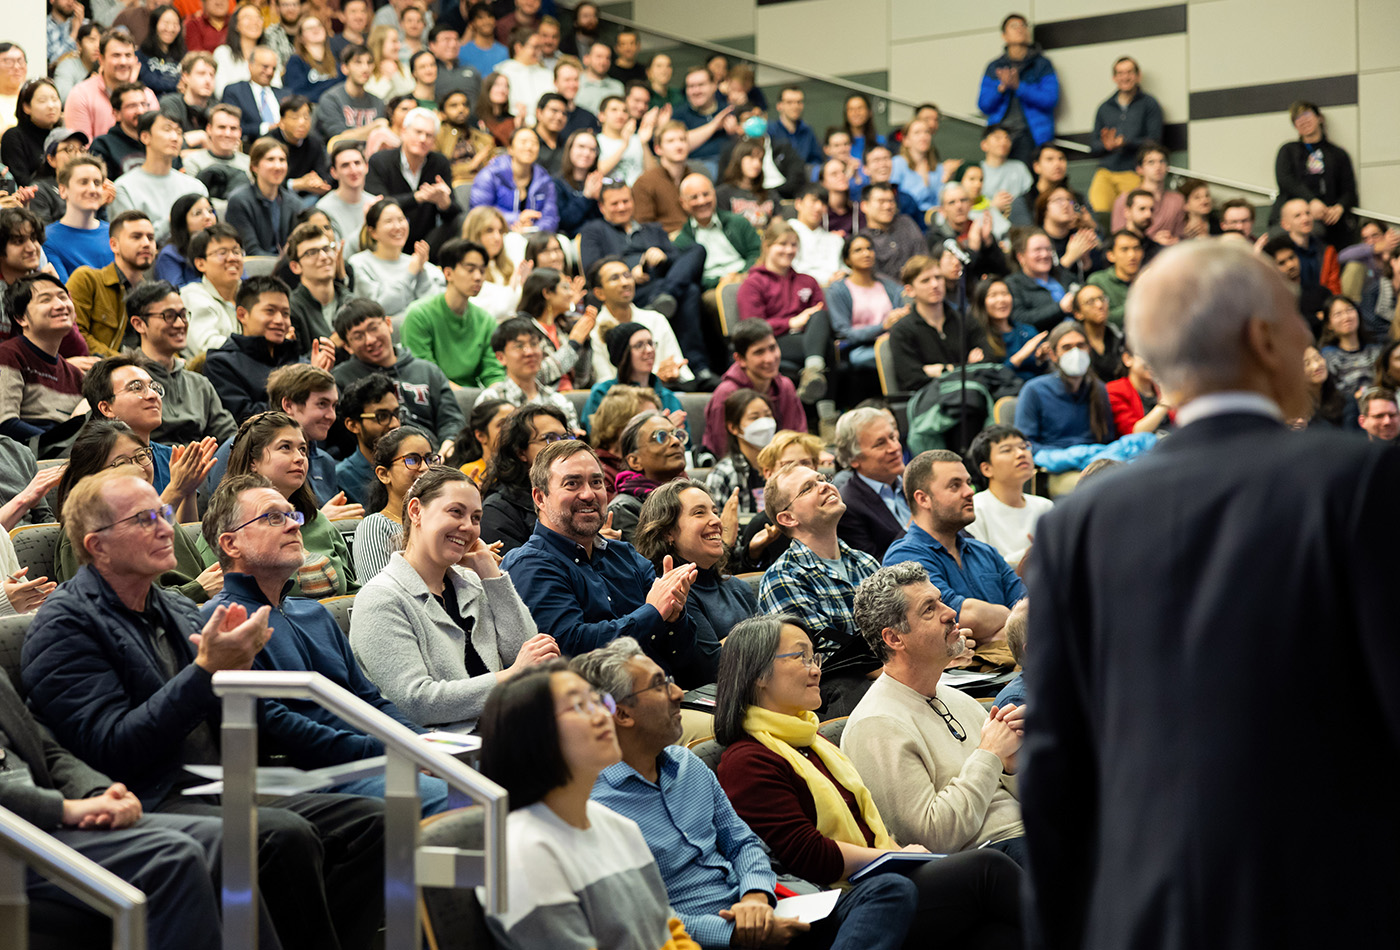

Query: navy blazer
[[222, 80, 277, 145], [836, 473, 906, 560]]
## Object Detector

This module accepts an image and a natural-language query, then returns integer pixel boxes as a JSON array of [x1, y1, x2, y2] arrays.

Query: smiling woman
[[349, 464, 555, 731]]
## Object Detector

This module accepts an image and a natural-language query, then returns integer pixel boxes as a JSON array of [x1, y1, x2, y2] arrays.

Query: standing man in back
[[1022, 239, 1400, 949]]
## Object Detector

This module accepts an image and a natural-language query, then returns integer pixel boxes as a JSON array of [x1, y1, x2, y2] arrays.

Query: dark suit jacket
[[224, 182, 299, 257], [717, 136, 809, 200], [365, 149, 461, 251], [222, 80, 275, 145], [0, 669, 111, 827], [1022, 411, 1400, 950], [836, 473, 906, 559]]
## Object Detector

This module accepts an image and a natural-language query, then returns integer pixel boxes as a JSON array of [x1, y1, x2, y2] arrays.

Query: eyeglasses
[[141, 307, 188, 324], [360, 407, 407, 425], [927, 696, 967, 741], [779, 473, 832, 512], [207, 248, 244, 262], [92, 504, 175, 534], [645, 427, 688, 447], [556, 690, 617, 719], [617, 674, 676, 704], [774, 649, 824, 671], [118, 379, 165, 398], [529, 431, 576, 446], [229, 509, 306, 532], [392, 451, 442, 468], [109, 446, 155, 468], [296, 242, 340, 261]]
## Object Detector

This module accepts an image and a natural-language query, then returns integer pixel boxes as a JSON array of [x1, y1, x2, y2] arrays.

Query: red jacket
[[1106, 376, 1174, 435], [736, 265, 824, 337]]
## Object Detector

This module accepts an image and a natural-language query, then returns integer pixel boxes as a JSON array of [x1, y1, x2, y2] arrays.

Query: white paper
[[419, 731, 482, 755], [181, 757, 387, 796], [774, 889, 841, 923]]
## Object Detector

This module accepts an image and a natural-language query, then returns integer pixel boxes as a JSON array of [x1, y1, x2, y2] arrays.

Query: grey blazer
[[349, 552, 535, 731]]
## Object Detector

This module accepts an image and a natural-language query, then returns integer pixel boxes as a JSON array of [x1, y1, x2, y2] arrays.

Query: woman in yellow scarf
[[714, 614, 1023, 949]]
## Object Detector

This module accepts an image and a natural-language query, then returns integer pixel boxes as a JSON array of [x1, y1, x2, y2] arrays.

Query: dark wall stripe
[[1035, 4, 1186, 50], [1189, 74, 1357, 121], [1060, 121, 1188, 154]]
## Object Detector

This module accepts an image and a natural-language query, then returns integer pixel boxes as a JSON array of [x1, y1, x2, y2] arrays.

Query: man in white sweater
[[110, 110, 208, 245], [844, 560, 1027, 864], [964, 424, 1053, 568]]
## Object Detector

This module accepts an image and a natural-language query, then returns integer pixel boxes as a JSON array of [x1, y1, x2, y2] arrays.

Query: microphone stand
[[958, 262, 970, 454]]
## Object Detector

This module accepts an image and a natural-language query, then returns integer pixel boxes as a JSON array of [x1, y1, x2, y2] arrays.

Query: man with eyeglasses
[[205, 274, 336, 423], [757, 461, 883, 716], [125, 279, 236, 446], [202, 472, 451, 814], [335, 296, 465, 448], [476, 316, 581, 430], [501, 439, 714, 687], [0, 274, 87, 448], [181, 222, 244, 354], [22, 466, 388, 950], [336, 371, 405, 506], [882, 450, 1023, 654], [287, 222, 352, 345], [1086, 229, 1144, 325], [844, 561, 1027, 865]]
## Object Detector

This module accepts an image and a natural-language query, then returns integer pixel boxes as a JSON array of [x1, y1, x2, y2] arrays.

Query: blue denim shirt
[[882, 523, 1026, 613]]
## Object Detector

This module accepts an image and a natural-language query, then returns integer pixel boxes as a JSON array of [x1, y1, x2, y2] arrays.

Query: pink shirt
[[64, 75, 159, 142], [846, 279, 894, 331]]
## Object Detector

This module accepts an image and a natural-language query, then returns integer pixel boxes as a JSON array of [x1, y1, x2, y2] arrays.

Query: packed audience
[[0, 3, 1396, 949]]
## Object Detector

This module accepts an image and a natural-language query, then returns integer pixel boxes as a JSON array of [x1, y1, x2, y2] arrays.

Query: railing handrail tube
[[0, 804, 147, 950], [600, 11, 1400, 226]]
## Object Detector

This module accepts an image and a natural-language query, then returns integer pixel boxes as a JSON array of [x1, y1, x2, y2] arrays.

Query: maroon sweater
[[735, 265, 824, 337], [716, 735, 876, 887]]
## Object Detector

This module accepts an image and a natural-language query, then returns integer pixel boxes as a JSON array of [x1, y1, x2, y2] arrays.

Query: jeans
[[794, 873, 919, 950], [330, 772, 453, 816]]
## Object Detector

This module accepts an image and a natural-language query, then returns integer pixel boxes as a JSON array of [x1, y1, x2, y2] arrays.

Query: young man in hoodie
[[977, 14, 1059, 167]]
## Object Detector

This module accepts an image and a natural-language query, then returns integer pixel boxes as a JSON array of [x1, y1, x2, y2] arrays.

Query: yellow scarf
[[742, 706, 898, 851]]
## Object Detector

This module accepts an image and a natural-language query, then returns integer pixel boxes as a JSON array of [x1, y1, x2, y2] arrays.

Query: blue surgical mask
[[743, 116, 767, 139]]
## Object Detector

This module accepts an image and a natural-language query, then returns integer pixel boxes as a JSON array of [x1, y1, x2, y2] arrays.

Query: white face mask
[[740, 416, 777, 448], [1058, 346, 1090, 379]]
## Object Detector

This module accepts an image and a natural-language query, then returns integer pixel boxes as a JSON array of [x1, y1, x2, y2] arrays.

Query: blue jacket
[[469, 154, 560, 232], [977, 45, 1059, 146], [204, 573, 422, 767], [553, 174, 602, 237]]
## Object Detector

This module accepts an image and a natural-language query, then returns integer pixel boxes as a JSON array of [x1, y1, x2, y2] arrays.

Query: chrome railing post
[[221, 691, 261, 950], [383, 749, 421, 950]]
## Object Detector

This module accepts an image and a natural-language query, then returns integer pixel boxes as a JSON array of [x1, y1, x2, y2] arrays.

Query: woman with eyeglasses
[[713, 615, 1024, 948], [211, 411, 358, 597], [634, 479, 753, 666], [605, 411, 705, 546], [579, 322, 686, 440], [479, 659, 700, 950], [351, 465, 556, 731], [53, 419, 223, 601], [479, 403, 574, 553], [585, 384, 664, 501], [353, 425, 435, 581], [348, 197, 446, 316]]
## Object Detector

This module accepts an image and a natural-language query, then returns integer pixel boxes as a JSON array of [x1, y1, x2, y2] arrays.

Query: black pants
[[160, 792, 385, 950], [635, 243, 711, 374], [903, 848, 1024, 950], [776, 309, 835, 375]]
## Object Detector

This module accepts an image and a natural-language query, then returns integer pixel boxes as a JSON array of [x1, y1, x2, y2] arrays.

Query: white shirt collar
[[1173, 391, 1283, 428]]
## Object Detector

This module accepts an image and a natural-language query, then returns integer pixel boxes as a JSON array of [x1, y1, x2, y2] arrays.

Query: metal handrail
[[604, 11, 1400, 226], [0, 805, 147, 950], [211, 670, 508, 950]]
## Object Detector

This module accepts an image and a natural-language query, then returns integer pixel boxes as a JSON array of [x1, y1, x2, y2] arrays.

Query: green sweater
[[57, 521, 212, 604], [1086, 269, 1131, 326], [401, 294, 506, 388]]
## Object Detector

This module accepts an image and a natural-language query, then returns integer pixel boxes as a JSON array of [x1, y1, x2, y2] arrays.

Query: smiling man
[[882, 450, 1023, 647], [67, 209, 156, 357], [702, 318, 805, 456], [963, 425, 1051, 568], [476, 316, 580, 429], [126, 279, 236, 445], [835, 406, 909, 559], [0, 274, 86, 446], [110, 110, 209, 245], [500, 438, 711, 685]]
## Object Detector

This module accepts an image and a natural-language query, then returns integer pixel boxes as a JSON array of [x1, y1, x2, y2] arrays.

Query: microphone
[[942, 239, 972, 265]]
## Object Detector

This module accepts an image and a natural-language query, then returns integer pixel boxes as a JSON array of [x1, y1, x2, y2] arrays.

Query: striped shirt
[[593, 746, 776, 948]]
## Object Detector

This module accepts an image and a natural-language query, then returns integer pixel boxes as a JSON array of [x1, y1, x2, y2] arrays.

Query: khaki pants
[[680, 708, 716, 744], [1089, 168, 1142, 213]]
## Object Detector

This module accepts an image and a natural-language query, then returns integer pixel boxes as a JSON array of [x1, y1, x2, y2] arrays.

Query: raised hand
[[311, 337, 337, 370], [321, 491, 365, 521], [721, 489, 739, 548], [408, 239, 430, 274], [599, 510, 622, 541]]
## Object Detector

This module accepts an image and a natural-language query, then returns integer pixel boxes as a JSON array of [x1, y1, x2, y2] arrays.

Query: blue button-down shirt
[[501, 523, 706, 681], [882, 523, 1026, 613], [857, 471, 911, 526], [592, 746, 775, 949]]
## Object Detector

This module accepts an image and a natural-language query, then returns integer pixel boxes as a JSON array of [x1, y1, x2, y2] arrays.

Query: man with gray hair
[[844, 561, 1027, 864], [835, 406, 909, 559], [1021, 239, 1400, 949], [578, 636, 918, 950], [365, 105, 460, 253]]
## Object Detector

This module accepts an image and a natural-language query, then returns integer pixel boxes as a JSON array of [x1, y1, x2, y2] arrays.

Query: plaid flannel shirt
[[758, 538, 881, 677]]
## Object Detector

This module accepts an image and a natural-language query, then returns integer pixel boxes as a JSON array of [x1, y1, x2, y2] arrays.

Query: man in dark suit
[[221, 46, 283, 145], [835, 406, 908, 558], [1021, 239, 1400, 950], [365, 106, 462, 259]]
